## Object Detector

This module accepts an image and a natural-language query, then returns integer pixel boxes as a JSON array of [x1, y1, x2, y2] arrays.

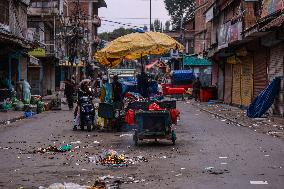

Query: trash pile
[[39, 181, 107, 189], [34, 144, 71, 153], [89, 149, 148, 167], [91, 149, 127, 167]]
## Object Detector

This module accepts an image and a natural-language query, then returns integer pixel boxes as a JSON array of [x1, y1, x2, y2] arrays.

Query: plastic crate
[[157, 100, 176, 109], [135, 110, 171, 134], [98, 103, 114, 119], [127, 101, 150, 111]]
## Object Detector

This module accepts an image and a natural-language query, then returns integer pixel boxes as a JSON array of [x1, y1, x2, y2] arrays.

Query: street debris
[[119, 133, 133, 137], [93, 141, 100, 144], [71, 141, 81, 144], [204, 167, 229, 175], [39, 181, 108, 189], [34, 144, 71, 153], [219, 156, 228, 159], [250, 181, 268, 184], [89, 150, 148, 167]]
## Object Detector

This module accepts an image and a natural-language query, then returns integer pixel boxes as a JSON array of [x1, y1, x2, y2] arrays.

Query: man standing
[[64, 79, 75, 110], [112, 75, 122, 102], [193, 77, 202, 101]]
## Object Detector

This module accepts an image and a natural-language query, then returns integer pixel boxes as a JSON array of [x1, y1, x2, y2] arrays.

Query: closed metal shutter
[[218, 66, 224, 100], [268, 44, 284, 116], [224, 64, 232, 104], [232, 64, 242, 105], [241, 56, 253, 107], [253, 48, 268, 99], [211, 62, 218, 86]]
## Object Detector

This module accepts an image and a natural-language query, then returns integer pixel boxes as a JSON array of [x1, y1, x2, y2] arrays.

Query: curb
[[0, 115, 25, 126], [196, 105, 247, 127]]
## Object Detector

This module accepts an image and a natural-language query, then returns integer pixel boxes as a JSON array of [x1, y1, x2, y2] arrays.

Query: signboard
[[261, 0, 284, 18], [229, 21, 242, 42], [205, 6, 214, 23], [28, 48, 46, 57]]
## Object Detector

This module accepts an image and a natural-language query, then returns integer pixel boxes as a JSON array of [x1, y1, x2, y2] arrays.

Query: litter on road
[[250, 181, 268, 184]]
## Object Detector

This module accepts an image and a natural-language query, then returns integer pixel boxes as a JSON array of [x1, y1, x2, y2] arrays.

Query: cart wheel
[[87, 124, 92, 132], [171, 130, 177, 145], [80, 125, 84, 131], [133, 131, 138, 146]]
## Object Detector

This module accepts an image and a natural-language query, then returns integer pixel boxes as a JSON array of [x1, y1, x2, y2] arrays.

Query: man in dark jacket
[[64, 79, 75, 110], [193, 77, 202, 101], [112, 75, 122, 102]]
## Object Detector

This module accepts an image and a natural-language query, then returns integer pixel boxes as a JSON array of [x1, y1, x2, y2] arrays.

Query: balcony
[[28, 1, 59, 16]]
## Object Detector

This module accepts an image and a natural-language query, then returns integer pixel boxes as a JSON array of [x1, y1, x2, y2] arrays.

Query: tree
[[164, 20, 171, 32], [98, 27, 135, 41], [164, 0, 195, 30]]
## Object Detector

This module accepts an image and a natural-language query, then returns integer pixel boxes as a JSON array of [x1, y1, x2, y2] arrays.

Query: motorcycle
[[78, 88, 95, 132]]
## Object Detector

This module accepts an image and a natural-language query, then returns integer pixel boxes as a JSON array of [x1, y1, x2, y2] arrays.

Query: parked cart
[[133, 110, 176, 145]]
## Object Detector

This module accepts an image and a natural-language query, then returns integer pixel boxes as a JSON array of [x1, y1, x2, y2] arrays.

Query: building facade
[[192, 0, 284, 116]]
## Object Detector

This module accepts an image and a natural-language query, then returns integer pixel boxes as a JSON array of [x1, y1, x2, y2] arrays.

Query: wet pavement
[[0, 101, 283, 188]]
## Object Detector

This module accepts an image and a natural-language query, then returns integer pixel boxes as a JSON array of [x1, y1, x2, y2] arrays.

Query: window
[[0, 1, 9, 26]]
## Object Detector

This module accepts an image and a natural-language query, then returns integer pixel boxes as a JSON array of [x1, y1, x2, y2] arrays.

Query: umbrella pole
[[141, 54, 144, 72]]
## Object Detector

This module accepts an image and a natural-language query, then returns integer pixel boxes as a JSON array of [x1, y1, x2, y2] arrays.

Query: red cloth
[[167, 87, 186, 95], [125, 109, 135, 125], [148, 103, 163, 111]]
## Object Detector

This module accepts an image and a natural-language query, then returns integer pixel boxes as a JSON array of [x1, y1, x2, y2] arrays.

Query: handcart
[[133, 110, 176, 145]]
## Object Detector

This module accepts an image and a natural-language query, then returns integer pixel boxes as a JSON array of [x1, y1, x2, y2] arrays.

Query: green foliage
[[98, 27, 135, 41], [164, 0, 195, 30]]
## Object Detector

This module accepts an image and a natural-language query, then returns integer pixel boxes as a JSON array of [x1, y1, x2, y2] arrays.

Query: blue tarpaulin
[[247, 77, 282, 118], [172, 70, 195, 81]]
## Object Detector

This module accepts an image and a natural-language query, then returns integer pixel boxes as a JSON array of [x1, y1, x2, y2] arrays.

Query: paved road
[[0, 102, 283, 189]]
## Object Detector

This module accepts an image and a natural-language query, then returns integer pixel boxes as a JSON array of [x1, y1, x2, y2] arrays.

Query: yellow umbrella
[[95, 31, 184, 67]]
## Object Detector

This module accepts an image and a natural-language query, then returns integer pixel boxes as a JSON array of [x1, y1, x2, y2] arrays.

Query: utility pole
[[150, 0, 152, 31]]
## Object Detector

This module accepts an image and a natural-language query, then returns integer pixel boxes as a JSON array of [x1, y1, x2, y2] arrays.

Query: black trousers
[[66, 95, 74, 109]]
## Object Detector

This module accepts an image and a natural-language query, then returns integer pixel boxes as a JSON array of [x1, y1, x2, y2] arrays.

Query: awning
[[183, 55, 212, 66]]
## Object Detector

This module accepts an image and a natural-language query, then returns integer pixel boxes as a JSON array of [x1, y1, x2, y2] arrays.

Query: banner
[[261, 0, 284, 18]]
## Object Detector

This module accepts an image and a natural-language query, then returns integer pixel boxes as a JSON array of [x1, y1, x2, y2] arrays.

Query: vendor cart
[[98, 102, 124, 130], [133, 110, 176, 145]]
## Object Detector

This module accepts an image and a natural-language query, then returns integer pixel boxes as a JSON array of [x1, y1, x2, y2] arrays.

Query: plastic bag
[[148, 102, 163, 111]]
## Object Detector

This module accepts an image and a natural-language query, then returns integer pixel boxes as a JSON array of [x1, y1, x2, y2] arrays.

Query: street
[[0, 101, 283, 189]]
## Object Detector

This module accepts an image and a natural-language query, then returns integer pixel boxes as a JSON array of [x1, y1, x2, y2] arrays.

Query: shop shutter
[[218, 66, 224, 100], [232, 64, 242, 105], [241, 56, 253, 107], [253, 48, 268, 99], [211, 62, 218, 86], [268, 44, 284, 116], [224, 64, 232, 104]]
